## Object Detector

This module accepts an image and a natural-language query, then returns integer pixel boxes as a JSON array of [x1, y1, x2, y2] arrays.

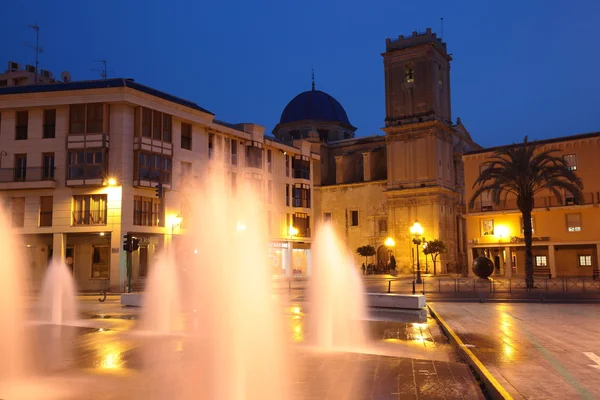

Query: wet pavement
[[0, 297, 485, 400], [431, 303, 600, 400]]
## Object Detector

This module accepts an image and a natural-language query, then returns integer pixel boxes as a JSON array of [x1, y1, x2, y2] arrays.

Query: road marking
[[583, 352, 600, 370]]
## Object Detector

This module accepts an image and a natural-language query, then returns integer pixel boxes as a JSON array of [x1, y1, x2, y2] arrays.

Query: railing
[[68, 165, 103, 180], [382, 277, 600, 295], [293, 170, 310, 180], [0, 167, 55, 182], [470, 192, 597, 212]]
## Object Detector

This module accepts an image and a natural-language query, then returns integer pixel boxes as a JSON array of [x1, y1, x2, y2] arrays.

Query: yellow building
[[463, 132, 600, 278]]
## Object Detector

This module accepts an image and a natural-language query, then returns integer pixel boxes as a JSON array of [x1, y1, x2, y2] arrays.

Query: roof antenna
[[92, 59, 108, 79], [25, 24, 43, 84], [440, 17, 444, 40], [311, 68, 315, 91]]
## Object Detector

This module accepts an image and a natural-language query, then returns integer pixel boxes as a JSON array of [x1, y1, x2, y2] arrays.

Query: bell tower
[[381, 28, 462, 273], [383, 28, 451, 126]]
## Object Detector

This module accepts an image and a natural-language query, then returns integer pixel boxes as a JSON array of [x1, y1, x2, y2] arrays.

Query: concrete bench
[[121, 293, 143, 307], [366, 293, 426, 310]]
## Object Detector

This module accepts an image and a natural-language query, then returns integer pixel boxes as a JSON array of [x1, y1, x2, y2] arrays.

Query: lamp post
[[410, 221, 424, 284], [422, 238, 429, 274]]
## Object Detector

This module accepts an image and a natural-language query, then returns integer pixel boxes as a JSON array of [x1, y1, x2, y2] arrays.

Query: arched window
[[405, 65, 414, 83]]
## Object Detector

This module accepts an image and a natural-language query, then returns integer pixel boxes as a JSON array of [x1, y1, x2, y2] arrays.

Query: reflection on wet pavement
[[2, 299, 485, 400]]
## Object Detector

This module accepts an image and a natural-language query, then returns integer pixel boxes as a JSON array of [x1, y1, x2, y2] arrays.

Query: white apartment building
[[0, 68, 317, 292]]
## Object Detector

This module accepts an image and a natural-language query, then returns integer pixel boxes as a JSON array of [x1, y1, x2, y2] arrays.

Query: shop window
[[578, 255, 592, 267], [535, 255, 547, 267], [91, 246, 110, 279], [566, 213, 581, 232], [350, 210, 359, 227], [481, 219, 494, 236], [139, 246, 149, 278]]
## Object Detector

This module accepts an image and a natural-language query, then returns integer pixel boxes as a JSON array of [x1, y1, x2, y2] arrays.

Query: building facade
[[463, 132, 600, 278], [0, 67, 318, 292], [275, 29, 480, 273]]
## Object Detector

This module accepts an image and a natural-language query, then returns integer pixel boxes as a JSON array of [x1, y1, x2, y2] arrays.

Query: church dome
[[279, 89, 352, 126]]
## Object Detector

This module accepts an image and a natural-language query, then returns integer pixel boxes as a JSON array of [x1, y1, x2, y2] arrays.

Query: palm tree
[[469, 137, 583, 288]]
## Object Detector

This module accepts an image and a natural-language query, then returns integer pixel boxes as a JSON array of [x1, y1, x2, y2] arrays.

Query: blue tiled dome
[[279, 89, 351, 125]]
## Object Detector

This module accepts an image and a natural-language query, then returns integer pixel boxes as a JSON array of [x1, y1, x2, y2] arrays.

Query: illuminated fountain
[[140, 170, 291, 399], [308, 223, 368, 350], [38, 260, 78, 326], [0, 207, 31, 384]]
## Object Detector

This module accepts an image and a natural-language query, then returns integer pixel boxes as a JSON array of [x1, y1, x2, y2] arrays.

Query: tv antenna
[[92, 59, 108, 79], [24, 24, 44, 83], [440, 17, 444, 40]]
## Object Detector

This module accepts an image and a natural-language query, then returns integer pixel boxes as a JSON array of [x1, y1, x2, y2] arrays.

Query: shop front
[[269, 241, 312, 278]]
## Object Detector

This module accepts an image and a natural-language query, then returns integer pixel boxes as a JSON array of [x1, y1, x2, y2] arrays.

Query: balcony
[[67, 132, 110, 149], [469, 192, 597, 213], [0, 167, 56, 190], [72, 210, 107, 226], [67, 165, 107, 187]]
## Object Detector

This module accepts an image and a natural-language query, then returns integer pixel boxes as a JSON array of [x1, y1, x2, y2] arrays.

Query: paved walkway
[[431, 303, 600, 399]]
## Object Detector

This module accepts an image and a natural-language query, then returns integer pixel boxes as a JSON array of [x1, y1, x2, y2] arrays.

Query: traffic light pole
[[127, 250, 132, 293]]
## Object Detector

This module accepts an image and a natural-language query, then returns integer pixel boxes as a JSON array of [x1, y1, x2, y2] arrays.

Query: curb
[[428, 304, 514, 400]]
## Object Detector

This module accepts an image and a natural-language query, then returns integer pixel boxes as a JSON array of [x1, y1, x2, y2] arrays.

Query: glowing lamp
[[107, 177, 117, 186], [289, 226, 299, 236], [495, 225, 509, 238], [384, 237, 395, 247], [409, 221, 424, 236]]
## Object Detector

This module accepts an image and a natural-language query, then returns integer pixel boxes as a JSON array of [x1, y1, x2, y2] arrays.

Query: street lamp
[[169, 215, 183, 234], [410, 221, 424, 284], [289, 226, 299, 238], [422, 238, 429, 274]]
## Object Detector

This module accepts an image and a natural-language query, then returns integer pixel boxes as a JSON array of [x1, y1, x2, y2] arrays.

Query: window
[[482, 219, 494, 236], [43, 109, 56, 138], [293, 155, 310, 179], [139, 246, 149, 278], [535, 255, 547, 267], [292, 184, 310, 208], [405, 65, 414, 83], [133, 196, 163, 226], [136, 152, 172, 184], [11, 197, 25, 228], [91, 246, 110, 279], [324, 212, 332, 222], [231, 140, 238, 165], [208, 134, 214, 159], [520, 217, 534, 234], [181, 161, 192, 180], [69, 103, 105, 134], [245, 142, 263, 169], [285, 154, 290, 177], [72, 195, 107, 225], [566, 213, 581, 232], [181, 123, 192, 150], [134, 107, 172, 141], [578, 255, 592, 267], [68, 149, 105, 179], [350, 210, 359, 227], [286, 184, 290, 206], [42, 153, 55, 180], [292, 213, 310, 237], [39, 196, 53, 227], [565, 190, 576, 206], [563, 154, 577, 171], [378, 219, 388, 233], [14, 154, 27, 181], [15, 111, 28, 140], [267, 149, 272, 173], [268, 180, 272, 204]]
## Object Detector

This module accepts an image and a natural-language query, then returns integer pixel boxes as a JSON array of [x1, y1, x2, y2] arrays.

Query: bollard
[[412, 280, 416, 295], [387, 280, 391, 293]]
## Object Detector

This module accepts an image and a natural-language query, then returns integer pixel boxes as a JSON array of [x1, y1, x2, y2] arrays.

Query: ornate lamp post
[[410, 221, 424, 284]]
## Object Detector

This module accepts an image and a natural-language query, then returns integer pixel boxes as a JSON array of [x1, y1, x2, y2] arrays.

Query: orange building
[[463, 132, 600, 278]]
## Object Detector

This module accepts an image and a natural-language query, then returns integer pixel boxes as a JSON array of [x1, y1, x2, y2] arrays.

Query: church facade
[[274, 28, 480, 274]]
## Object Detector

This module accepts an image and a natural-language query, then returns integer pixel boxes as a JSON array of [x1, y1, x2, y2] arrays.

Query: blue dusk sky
[[1, 0, 599, 147]]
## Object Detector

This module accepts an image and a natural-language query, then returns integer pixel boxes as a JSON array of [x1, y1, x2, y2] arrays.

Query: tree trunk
[[522, 208, 534, 289], [433, 256, 437, 276]]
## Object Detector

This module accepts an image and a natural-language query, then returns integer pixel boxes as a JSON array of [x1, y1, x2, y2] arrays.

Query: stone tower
[[382, 28, 466, 273]]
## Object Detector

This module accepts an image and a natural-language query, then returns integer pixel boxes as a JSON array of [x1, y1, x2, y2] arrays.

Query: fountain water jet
[[0, 207, 31, 384], [38, 260, 78, 326], [308, 223, 368, 350], [141, 169, 291, 399]]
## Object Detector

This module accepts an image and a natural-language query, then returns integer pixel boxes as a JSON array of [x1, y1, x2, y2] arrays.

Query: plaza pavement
[[2, 296, 486, 400], [429, 303, 600, 400]]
